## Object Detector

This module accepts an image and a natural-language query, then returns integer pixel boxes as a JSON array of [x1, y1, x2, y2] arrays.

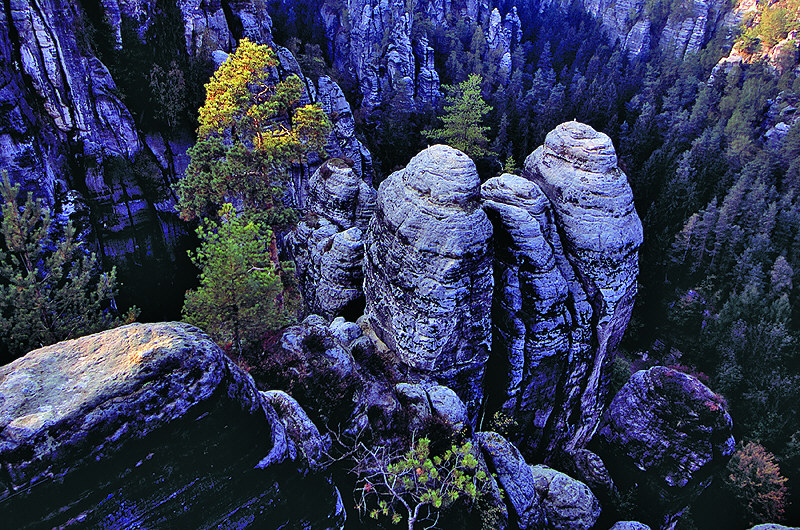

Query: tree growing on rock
[[183, 203, 298, 358], [425, 74, 493, 159], [0, 173, 125, 362], [178, 38, 331, 352], [177, 37, 331, 224], [354, 437, 489, 530]]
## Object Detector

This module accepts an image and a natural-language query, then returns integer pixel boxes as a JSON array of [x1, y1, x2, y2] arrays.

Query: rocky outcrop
[[288, 159, 377, 320], [364, 144, 494, 422], [594, 366, 735, 530], [575, 0, 730, 57], [481, 174, 573, 453], [658, 0, 729, 59], [0, 4, 68, 204], [482, 122, 641, 459], [476, 432, 547, 529], [321, 0, 524, 109], [477, 431, 601, 530], [0, 322, 344, 528], [522, 121, 643, 455], [317, 76, 375, 185], [529, 464, 602, 530]]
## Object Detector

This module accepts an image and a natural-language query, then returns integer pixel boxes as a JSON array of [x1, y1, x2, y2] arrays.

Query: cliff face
[[555, 0, 732, 57], [0, 0, 371, 265], [320, 0, 520, 109], [0, 322, 344, 528]]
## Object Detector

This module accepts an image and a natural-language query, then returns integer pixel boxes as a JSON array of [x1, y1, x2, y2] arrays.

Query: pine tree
[[182, 203, 298, 358], [424, 74, 493, 159], [177, 38, 331, 223], [0, 173, 123, 362], [178, 38, 330, 352]]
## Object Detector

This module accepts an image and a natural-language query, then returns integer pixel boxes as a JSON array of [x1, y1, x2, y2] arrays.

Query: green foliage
[[149, 60, 187, 130], [355, 437, 489, 529], [725, 441, 789, 524], [177, 38, 331, 222], [486, 411, 519, 440], [425, 74, 493, 159], [182, 203, 298, 358], [739, 0, 800, 51], [0, 173, 123, 362]]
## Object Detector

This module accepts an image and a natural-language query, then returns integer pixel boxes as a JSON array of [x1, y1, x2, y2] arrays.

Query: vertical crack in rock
[[483, 122, 642, 460], [525, 121, 643, 455]]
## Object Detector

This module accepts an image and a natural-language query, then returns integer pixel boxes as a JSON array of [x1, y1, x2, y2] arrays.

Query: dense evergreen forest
[[2, 0, 800, 528]]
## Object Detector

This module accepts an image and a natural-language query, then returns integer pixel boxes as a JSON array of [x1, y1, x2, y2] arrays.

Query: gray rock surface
[[610, 523, 652, 530], [524, 121, 643, 454], [595, 366, 735, 529], [322, 0, 524, 109], [0, 322, 343, 528], [481, 174, 573, 452], [288, 159, 377, 319], [476, 431, 546, 529], [261, 390, 331, 472], [364, 144, 493, 422], [529, 464, 601, 530], [317, 76, 375, 185], [574, 0, 730, 57]]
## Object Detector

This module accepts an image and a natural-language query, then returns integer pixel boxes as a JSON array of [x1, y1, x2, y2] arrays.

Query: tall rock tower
[[363, 145, 494, 422]]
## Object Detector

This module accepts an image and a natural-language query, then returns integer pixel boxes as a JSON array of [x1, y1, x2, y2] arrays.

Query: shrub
[[725, 441, 789, 524]]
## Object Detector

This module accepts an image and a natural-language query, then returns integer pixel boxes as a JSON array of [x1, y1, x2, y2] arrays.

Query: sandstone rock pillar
[[364, 145, 493, 421]]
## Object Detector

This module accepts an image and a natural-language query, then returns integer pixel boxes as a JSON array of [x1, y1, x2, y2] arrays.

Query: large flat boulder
[[0, 322, 343, 528]]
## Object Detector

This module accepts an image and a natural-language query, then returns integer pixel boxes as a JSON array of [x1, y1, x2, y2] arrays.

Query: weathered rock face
[[317, 76, 375, 185], [573, 0, 730, 57], [476, 432, 547, 529], [529, 464, 602, 530], [522, 121, 643, 455], [477, 431, 601, 530], [594, 366, 735, 530], [1, 0, 371, 266], [610, 523, 652, 530], [364, 144, 494, 422], [0, 322, 344, 528], [481, 174, 573, 453], [0, 4, 68, 204], [321, 0, 523, 109], [482, 122, 641, 459], [288, 159, 377, 320]]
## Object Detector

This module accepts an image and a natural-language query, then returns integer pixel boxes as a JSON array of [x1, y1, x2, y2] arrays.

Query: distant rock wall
[[321, 0, 521, 109], [0, 322, 344, 528]]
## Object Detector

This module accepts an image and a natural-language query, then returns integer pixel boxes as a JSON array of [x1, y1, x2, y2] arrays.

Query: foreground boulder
[[529, 465, 601, 530], [364, 144, 493, 422], [0, 323, 343, 528], [476, 431, 600, 530], [594, 366, 735, 529]]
